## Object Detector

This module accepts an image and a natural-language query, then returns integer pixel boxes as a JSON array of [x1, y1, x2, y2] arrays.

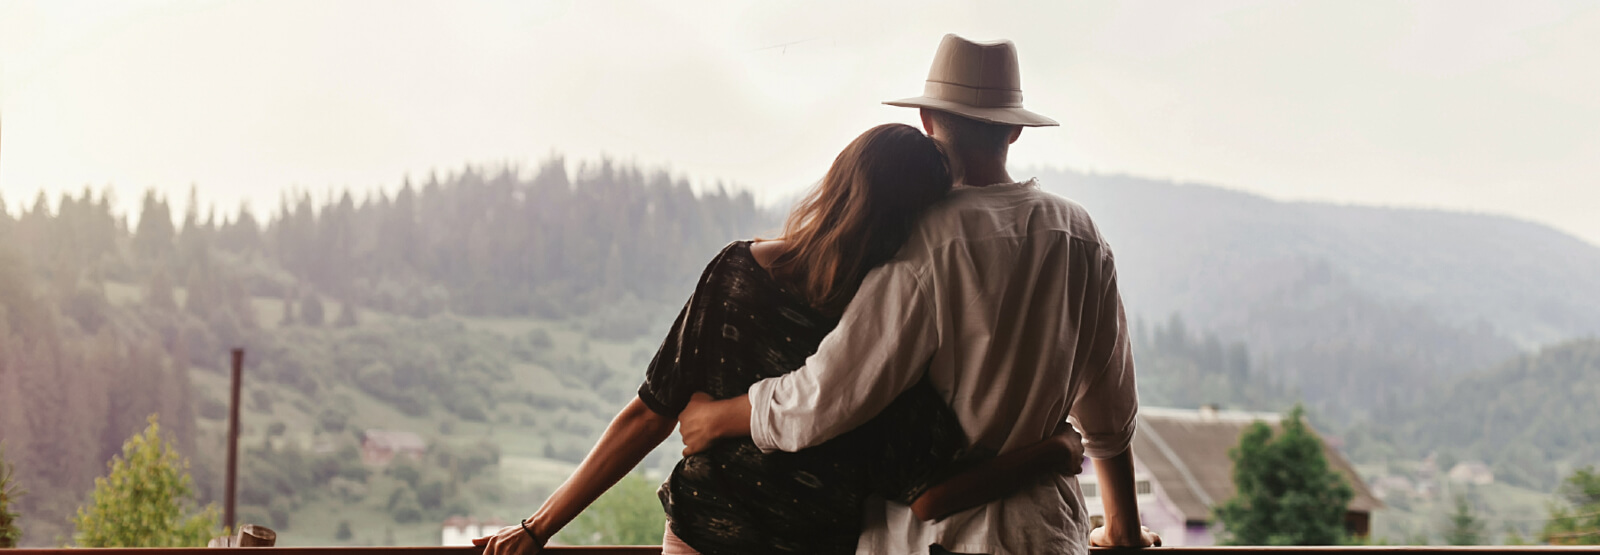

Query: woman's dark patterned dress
[[637, 241, 970, 555]]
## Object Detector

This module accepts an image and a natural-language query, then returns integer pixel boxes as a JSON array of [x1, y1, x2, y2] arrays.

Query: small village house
[[360, 429, 428, 466], [1447, 461, 1495, 486], [1081, 406, 1381, 546]]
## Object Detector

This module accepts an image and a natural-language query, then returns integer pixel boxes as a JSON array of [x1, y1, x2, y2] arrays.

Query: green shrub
[[72, 416, 220, 547]]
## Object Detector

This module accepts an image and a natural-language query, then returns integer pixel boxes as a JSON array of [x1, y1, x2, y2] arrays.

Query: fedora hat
[[885, 34, 1058, 127]]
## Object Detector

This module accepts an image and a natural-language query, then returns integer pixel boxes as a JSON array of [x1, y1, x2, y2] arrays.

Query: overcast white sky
[[3, 0, 1598, 245]]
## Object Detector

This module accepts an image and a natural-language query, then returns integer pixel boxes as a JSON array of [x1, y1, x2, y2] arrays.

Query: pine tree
[[132, 191, 176, 264], [145, 269, 178, 311], [0, 444, 23, 548], [1214, 405, 1354, 545], [72, 415, 220, 547], [279, 288, 295, 327], [334, 300, 358, 328], [1442, 494, 1482, 545], [301, 293, 325, 326]]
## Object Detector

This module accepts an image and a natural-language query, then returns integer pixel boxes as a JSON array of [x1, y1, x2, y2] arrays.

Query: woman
[[476, 124, 1081, 554]]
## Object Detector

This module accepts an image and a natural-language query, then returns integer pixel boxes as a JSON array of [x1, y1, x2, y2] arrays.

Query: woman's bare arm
[[909, 429, 1083, 521], [476, 397, 676, 554]]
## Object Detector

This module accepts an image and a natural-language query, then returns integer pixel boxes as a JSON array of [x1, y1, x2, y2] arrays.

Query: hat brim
[[884, 96, 1058, 127]]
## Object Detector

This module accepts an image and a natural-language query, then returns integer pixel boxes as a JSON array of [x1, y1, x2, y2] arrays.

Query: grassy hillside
[[104, 285, 682, 546]]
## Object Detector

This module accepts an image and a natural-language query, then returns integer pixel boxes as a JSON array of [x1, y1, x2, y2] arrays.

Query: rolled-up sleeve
[[749, 263, 939, 453], [1070, 251, 1139, 459]]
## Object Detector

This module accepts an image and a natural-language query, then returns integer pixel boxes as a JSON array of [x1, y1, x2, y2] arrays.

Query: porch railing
[[8, 546, 1600, 555]]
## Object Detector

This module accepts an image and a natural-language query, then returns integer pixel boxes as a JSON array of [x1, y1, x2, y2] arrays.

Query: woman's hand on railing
[[473, 520, 547, 555]]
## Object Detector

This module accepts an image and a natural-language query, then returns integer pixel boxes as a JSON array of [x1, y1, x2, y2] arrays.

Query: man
[[679, 34, 1160, 554]]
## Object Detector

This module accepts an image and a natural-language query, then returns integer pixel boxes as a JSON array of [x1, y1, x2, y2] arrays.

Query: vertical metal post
[[224, 348, 244, 532]]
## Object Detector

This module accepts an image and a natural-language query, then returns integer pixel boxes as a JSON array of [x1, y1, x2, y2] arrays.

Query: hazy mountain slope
[[1034, 169, 1600, 346], [1031, 169, 1600, 417]]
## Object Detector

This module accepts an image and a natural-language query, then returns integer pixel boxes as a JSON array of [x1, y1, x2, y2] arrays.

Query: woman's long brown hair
[[769, 123, 953, 315]]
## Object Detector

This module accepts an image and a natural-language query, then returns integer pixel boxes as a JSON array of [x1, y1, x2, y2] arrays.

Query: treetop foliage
[[72, 415, 220, 547], [1214, 405, 1354, 545], [1544, 467, 1600, 545], [1442, 494, 1483, 545], [1, 444, 23, 548]]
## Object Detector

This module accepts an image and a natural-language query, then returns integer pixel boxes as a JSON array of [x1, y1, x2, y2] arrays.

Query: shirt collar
[[956, 177, 1038, 190]]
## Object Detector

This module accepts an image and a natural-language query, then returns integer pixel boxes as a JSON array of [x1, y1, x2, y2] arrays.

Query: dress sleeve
[[636, 246, 734, 418]]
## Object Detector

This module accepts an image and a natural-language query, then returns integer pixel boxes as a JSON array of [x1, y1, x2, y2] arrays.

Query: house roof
[[363, 429, 428, 451], [1129, 407, 1382, 523]]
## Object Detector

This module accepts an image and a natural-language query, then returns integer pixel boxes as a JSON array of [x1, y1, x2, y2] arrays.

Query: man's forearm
[[1093, 448, 1144, 544], [716, 395, 752, 437]]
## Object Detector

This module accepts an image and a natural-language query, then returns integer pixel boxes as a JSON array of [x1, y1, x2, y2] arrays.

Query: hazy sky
[[3, 0, 1598, 245]]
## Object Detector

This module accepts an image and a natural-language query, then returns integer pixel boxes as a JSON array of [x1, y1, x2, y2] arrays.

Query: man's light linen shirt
[[748, 179, 1140, 555]]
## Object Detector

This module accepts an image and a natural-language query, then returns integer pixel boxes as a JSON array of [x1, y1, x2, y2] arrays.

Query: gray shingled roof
[[1131, 407, 1382, 523]]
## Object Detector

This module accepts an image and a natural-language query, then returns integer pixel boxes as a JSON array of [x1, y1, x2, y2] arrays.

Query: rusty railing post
[[224, 348, 244, 533]]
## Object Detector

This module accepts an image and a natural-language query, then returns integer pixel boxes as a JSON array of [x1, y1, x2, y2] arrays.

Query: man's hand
[[1049, 425, 1086, 475], [1089, 525, 1161, 548], [473, 521, 546, 555], [679, 392, 752, 456]]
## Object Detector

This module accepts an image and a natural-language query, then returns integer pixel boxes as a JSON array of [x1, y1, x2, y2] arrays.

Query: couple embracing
[[477, 35, 1160, 555]]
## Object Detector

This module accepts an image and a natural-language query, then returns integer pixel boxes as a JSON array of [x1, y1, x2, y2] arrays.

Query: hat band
[[923, 80, 1023, 108]]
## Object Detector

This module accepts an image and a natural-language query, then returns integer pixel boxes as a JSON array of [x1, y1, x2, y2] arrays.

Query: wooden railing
[[9, 546, 1600, 554]]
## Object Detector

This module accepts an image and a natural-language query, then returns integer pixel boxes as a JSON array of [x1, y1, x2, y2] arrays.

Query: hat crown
[[926, 34, 1022, 93], [882, 33, 1057, 127]]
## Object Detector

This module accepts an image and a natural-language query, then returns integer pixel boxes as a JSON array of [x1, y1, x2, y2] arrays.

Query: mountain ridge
[[1031, 168, 1600, 346]]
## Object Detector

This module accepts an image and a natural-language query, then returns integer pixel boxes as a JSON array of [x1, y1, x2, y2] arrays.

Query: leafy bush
[[416, 480, 445, 510], [1, 444, 23, 548], [72, 416, 220, 547], [267, 498, 291, 530], [388, 462, 421, 489], [196, 396, 229, 421], [386, 488, 422, 524], [318, 407, 350, 433]]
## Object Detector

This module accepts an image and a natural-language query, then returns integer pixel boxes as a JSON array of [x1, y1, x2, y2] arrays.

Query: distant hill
[[1032, 169, 1600, 418], [1035, 168, 1600, 346]]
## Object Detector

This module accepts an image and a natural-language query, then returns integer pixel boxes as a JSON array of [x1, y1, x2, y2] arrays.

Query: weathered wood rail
[[10, 546, 1600, 554]]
